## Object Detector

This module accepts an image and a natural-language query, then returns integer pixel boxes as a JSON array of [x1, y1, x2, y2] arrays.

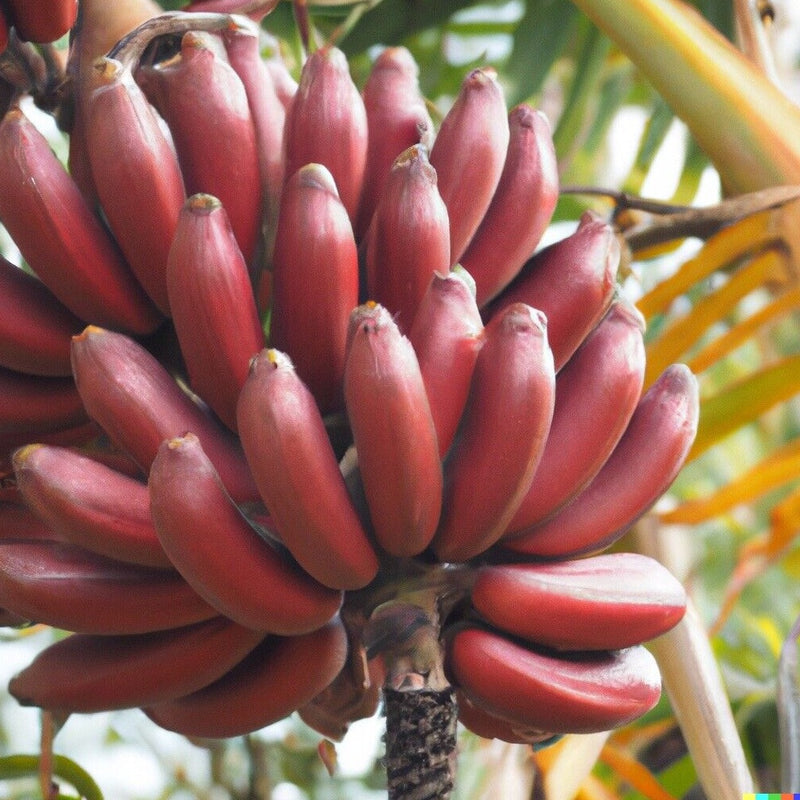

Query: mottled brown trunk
[[383, 686, 458, 800]]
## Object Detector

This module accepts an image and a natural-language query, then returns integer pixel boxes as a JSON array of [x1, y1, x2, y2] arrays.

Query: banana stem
[[362, 581, 462, 800], [383, 687, 458, 800], [107, 11, 248, 70], [733, 0, 781, 88]]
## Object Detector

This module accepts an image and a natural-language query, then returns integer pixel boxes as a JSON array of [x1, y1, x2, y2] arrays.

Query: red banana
[[0, 502, 56, 542], [447, 626, 662, 734], [429, 67, 509, 263], [432, 303, 555, 563], [141, 31, 263, 269], [356, 46, 434, 238], [222, 19, 287, 260], [0, 12, 8, 54], [456, 691, 555, 745], [0, 106, 161, 334], [344, 304, 442, 557], [237, 349, 379, 589], [183, 0, 279, 19], [270, 164, 359, 414], [283, 45, 368, 224], [149, 433, 344, 633], [460, 105, 559, 306], [470, 553, 686, 651], [262, 33, 297, 111], [506, 299, 646, 532], [13, 444, 172, 570], [0, 609, 27, 627], [504, 363, 700, 558], [167, 193, 265, 430], [144, 617, 348, 738], [4, 0, 77, 43], [407, 270, 484, 457], [0, 422, 101, 474], [70, 326, 259, 503], [485, 211, 620, 370], [9, 617, 266, 714], [0, 368, 87, 436], [84, 57, 187, 314], [364, 145, 451, 331], [0, 255, 83, 377], [0, 540, 216, 634]]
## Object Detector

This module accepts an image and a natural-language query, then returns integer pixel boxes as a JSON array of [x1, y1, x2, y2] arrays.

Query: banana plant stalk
[[778, 612, 800, 790], [633, 518, 754, 798], [362, 585, 460, 800], [567, 0, 800, 193]]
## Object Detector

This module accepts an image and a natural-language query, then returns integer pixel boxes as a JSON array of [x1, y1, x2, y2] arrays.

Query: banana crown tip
[[186, 193, 222, 212], [73, 324, 105, 341], [11, 442, 43, 466], [91, 56, 125, 83], [263, 348, 292, 370], [295, 164, 339, 195], [166, 433, 197, 450]]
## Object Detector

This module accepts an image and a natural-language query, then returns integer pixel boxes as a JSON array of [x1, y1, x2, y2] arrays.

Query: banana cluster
[[0, 6, 699, 745]]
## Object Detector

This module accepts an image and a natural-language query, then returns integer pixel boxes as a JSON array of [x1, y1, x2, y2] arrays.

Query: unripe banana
[[139, 31, 262, 269], [506, 300, 646, 532], [149, 433, 343, 633], [344, 304, 442, 557], [4, 0, 77, 43], [461, 105, 559, 306], [407, 270, 484, 457], [167, 194, 265, 431], [237, 349, 379, 589], [0, 368, 87, 437], [283, 46, 368, 224], [447, 626, 662, 734], [70, 326, 259, 503], [470, 553, 686, 651], [9, 617, 265, 714], [364, 145, 451, 331], [357, 46, 434, 238], [504, 363, 699, 558], [84, 57, 186, 314], [485, 211, 620, 369], [0, 540, 217, 634], [270, 165, 358, 414], [429, 67, 510, 263], [0, 255, 82, 377], [432, 303, 555, 562], [144, 617, 348, 739], [13, 444, 172, 570], [0, 107, 161, 334]]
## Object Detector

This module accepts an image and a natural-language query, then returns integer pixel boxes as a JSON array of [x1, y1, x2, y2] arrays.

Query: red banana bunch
[[0, 5, 698, 748]]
